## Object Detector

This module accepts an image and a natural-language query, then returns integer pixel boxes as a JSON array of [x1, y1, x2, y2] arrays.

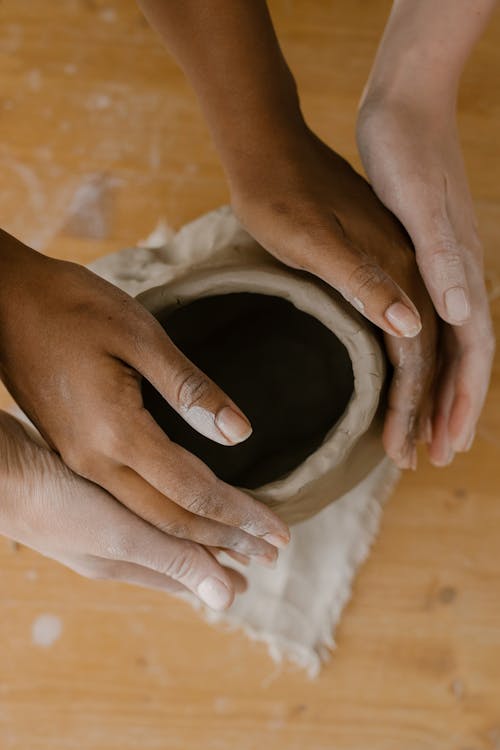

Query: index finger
[[125, 410, 290, 547]]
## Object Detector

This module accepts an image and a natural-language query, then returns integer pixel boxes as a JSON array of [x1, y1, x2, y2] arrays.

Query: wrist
[[204, 65, 309, 186], [362, 0, 495, 118], [360, 44, 459, 119], [358, 70, 457, 137], [361, 23, 462, 120]]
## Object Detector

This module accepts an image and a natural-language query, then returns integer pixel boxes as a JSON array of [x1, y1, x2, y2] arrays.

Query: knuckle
[[185, 477, 224, 519], [157, 518, 191, 539], [162, 545, 198, 581], [347, 260, 386, 298], [426, 244, 464, 276], [60, 422, 126, 478], [175, 367, 212, 411], [91, 420, 127, 461]]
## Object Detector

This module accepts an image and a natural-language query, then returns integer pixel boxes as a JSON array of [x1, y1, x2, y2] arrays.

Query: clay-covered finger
[[383, 334, 435, 469], [117, 308, 254, 446], [123, 412, 290, 547], [298, 233, 422, 339], [102, 463, 279, 564]]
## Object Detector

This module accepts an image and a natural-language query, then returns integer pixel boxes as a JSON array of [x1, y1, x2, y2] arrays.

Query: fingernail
[[385, 302, 422, 338], [263, 533, 290, 549], [197, 576, 232, 610], [229, 552, 251, 566], [253, 554, 278, 569], [444, 286, 470, 324], [430, 445, 454, 467], [410, 447, 417, 471], [215, 407, 252, 444], [465, 431, 475, 452]]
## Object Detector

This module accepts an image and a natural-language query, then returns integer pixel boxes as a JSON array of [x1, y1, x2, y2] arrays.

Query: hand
[[0, 231, 289, 573], [0, 411, 247, 609], [357, 97, 495, 463], [230, 128, 438, 468]]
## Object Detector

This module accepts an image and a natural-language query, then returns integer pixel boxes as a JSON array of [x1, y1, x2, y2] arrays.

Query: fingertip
[[263, 532, 290, 550], [384, 442, 412, 470], [197, 575, 234, 611], [231, 571, 248, 593], [451, 429, 475, 454], [215, 406, 252, 445], [429, 440, 455, 467], [443, 286, 471, 326], [465, 431, 475, 452], [385, 301, 422, 338]]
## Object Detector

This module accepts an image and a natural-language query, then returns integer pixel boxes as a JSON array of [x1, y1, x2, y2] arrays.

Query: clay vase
[[136, 250, 387, 526]]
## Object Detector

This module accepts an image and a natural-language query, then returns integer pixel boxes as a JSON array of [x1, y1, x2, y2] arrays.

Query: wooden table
[[1, 2, 500, 748]]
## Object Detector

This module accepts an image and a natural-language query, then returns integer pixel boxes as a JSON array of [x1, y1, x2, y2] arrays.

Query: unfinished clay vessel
[[136, 245, 386, 526]]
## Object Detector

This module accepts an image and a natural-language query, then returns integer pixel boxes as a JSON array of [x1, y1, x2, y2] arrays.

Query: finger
[[447, 324, 495, 452], [297, 232, 422, 339], [403, 207, 471, 326], [82, 558, 187, 594], [74, 556, 247, 596], [429, 349, 458, 467], [416, 396, 434, 445], [207, 547, 252, 567], [122, 411, 290, 547], [103, 462, 279, 564], [383, 335, 435, 469], [101, 519, 247, 611], [116, 309, 253, 446]]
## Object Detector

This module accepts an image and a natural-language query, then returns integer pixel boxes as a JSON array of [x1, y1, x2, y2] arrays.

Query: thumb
[[398, 203, 471, 326], [124, 317, 253, 446], [299, 232, 422, 338]]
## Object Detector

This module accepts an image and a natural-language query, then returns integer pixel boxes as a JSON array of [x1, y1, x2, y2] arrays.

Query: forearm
[[137, 0, 306, 183], [0, 231, 46, 343], [362, 0, 497, 111]]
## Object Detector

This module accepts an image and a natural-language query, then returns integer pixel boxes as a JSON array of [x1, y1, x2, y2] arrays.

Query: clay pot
[[137, 258, 386, 525]]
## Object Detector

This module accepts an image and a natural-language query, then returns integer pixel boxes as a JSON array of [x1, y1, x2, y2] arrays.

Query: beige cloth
[[90, 206, 400, 676]]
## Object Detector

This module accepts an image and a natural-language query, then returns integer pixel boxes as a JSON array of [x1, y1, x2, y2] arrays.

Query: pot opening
[[142, 292, 354, 489]]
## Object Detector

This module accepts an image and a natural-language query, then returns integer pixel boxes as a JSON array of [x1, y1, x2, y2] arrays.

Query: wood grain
[[1, 2, 500, 748]]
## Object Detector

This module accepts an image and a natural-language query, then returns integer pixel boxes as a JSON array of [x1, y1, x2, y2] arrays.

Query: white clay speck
[[31, 614, 63, 648], [351, 296, 365, 313]]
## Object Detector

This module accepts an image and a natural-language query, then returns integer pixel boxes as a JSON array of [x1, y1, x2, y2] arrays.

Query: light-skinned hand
[[357, 97, 495, 464], [0, 411, 248, 609], [230, 128, 438, 468]]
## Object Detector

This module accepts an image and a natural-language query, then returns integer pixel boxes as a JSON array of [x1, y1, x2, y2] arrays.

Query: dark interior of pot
[[142, 293, 354, 489]]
